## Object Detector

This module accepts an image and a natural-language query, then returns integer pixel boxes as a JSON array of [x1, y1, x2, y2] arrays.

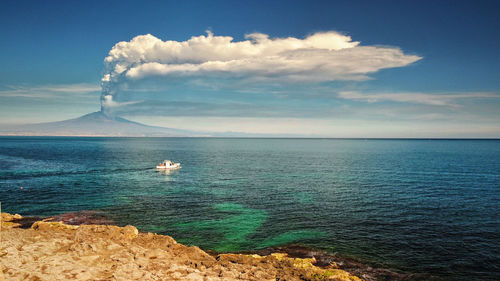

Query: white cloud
[[0, 83, 100, 98], [101, 31, 421, 98], [338, 91, 499, 107]]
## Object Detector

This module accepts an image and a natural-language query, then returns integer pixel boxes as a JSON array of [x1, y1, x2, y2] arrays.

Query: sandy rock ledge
[[0, 213, 363, 281]]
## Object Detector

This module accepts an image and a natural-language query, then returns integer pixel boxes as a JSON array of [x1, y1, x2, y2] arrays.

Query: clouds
[[0, 83, 101, 124], [0, 83, 99, 98], [105, 31, 420, 82], [100, 31, 421, 110], [337, 91, 499, 107]]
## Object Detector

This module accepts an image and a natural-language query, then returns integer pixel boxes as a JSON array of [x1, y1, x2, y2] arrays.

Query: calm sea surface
[[1, 137, 499, 280]]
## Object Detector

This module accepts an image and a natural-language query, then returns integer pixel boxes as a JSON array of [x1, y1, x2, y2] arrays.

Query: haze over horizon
[[1, 0, 499, 138]]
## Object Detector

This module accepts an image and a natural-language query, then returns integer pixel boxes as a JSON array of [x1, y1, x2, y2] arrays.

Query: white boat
[[156, 160, 181, 170]]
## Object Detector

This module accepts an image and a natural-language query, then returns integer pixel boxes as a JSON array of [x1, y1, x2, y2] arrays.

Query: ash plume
[[100, 31, 421, 114]]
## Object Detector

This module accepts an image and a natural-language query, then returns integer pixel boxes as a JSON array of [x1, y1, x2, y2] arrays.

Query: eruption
[[100, 31, 421, 114], [100, 57, 130, 114]]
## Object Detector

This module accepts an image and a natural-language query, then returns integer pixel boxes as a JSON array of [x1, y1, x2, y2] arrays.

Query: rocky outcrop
[[1, 213, 23, 229], [0, 212, 363, 281], [215, 253, 362, 281]]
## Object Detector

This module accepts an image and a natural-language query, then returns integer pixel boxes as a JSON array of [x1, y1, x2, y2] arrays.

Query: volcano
[[0, 111, 201, 137]]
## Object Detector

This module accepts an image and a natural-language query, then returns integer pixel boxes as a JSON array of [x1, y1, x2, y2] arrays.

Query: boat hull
[[156, 163, 181, 169]]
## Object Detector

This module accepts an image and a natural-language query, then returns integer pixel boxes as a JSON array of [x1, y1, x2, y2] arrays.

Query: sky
[[0, 0, 499, 137]]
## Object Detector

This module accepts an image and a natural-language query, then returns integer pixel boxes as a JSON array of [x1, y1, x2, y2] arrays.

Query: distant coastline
[[0, 135, 499, 140], [2, 111, 498, 139]]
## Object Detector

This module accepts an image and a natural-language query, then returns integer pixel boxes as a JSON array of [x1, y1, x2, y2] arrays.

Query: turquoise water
[[1, 137, 499, 280]]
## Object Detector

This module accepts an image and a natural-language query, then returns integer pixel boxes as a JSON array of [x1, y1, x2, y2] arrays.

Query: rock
[[74, 224, 138, 243], [46, 210, 114, 225], [31, 221, 79, 231], [1, 212, 366, 281], [216, 252, 362, 281], [1, 213, 23, 229]]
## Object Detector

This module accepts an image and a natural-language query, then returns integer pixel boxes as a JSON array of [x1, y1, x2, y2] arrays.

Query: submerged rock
[[46, 210, 114, 225]]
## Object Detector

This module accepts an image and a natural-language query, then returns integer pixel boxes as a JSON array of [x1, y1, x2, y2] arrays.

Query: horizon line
[[0, 135, 498, 140]]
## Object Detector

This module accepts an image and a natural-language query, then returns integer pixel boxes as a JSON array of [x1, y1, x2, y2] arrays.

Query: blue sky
[[0, 0, 499, 137]]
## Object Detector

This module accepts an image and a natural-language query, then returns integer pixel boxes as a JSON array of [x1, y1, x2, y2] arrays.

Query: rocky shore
[[1, 212, 435, 281], [1, 212, 364, 281]]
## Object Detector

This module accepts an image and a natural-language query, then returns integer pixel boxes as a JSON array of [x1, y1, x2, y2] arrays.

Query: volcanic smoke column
[[99, 53, 136, 115], [100, 74, 114, 114], [99, 34, 167, 115]]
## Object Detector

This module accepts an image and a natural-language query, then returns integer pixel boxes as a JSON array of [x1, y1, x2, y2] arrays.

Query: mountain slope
[[0, 111, 202, 137]]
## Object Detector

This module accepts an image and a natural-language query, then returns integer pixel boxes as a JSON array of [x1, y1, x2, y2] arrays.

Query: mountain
[[0, 111, 203, 137]]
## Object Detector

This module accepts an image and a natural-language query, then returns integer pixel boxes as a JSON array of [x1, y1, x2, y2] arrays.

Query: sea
[[0, 137, 499, 280]]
